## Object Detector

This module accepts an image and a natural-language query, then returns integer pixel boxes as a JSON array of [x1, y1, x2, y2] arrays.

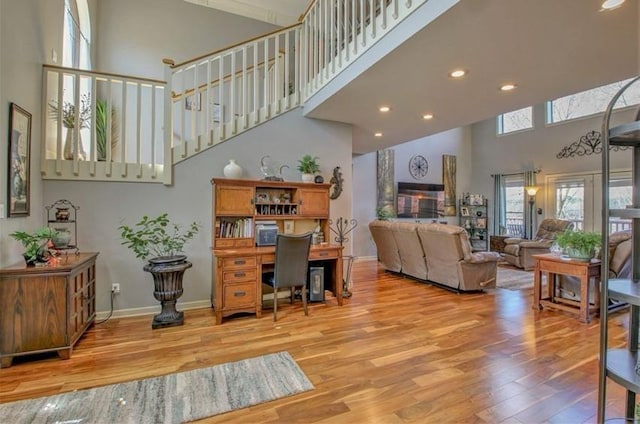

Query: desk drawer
[[222, 256, 257, 269], [223, 282, 256, 308], [223, 268, 256, 283], [310, 250, 338, 260]]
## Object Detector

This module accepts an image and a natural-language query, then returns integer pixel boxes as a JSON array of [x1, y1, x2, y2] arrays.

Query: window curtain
[[492, 174, 506, 235], [524, 170, 537, 239]]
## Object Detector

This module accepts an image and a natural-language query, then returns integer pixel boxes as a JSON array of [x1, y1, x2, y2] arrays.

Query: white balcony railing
[[42, 0, 431, 184]]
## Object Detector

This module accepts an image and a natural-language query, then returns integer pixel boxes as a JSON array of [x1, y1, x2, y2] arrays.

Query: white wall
[[95, 0, 277, 79], [352, 127, 472, 258], [0, 0, 63, 266], [470, 102, 634, 219]]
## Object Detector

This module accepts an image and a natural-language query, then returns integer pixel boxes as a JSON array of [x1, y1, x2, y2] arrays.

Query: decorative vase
[[223, 159, 243, 179], [143, 255, 192, 329], [55, 207, 70, 221], [302, 173, 314, 183], [63, 127, 87, 161], [52, 228, 72, 249], [564, 247, 594, 262]]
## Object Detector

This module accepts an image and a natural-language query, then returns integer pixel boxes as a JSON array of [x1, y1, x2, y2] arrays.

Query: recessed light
[[379, 106, 391, 112], [601, 0, 625, 10], [374, 132, 383, 137], [500, 83, 517, 92], [422, 114, 434, 120], [449, 69, 467, 78]]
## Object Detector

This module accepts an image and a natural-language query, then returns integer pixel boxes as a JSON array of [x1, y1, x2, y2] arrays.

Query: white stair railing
[[42, 65, 167, 183], [165, 24, 302, 166], [41, 0, 433, 184], [301, 0, 426, 100]]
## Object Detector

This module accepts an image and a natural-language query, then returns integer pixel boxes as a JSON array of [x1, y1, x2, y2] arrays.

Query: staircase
[[41, 0, 439, 185]]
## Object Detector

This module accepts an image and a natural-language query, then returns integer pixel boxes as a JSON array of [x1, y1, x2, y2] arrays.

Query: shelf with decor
[[598, 75, 640, 422], [45, 199, 79, 252], [458, 196, 488, 252]]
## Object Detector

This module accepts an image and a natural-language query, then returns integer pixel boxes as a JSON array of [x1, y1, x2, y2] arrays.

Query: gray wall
[[43, 108, 352, 314], [352, 127, 472, 258], [470, 102, 634, 218], [0, 0, 63, 265]]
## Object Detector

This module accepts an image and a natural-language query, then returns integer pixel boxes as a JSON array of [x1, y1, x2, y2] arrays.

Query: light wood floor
[[0, 260, 633, 423]]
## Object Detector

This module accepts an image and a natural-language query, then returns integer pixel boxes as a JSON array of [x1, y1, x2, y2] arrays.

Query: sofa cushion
[[368, 220, 402, 272], [391, 222, 427, 280]]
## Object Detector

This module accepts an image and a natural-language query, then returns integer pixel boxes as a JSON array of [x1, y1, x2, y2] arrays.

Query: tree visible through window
[[547, 78, 640, 124], [497, 106, 533, 135]]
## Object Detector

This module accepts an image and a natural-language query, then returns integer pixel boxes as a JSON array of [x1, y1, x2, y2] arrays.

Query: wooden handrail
[[42, 64, 166, 85], [169, 23, 301, 69], [300, 0, 317, 21]]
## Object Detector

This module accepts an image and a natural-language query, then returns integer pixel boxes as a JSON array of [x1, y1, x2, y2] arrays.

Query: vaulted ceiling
[[187, 0, 638, 154]]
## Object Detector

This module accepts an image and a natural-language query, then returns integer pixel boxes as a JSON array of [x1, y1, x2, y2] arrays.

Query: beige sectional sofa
[[369, 220, 501, 291]]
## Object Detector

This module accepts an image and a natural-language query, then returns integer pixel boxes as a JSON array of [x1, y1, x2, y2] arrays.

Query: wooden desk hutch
[[211, 178, 343, 324]]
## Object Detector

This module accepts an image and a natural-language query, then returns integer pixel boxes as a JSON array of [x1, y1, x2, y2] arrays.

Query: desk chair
[[262, 232, 312, 321]]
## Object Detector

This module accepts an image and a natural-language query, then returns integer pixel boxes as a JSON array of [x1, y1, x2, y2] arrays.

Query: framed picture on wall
[[7, 103, 31, 217]]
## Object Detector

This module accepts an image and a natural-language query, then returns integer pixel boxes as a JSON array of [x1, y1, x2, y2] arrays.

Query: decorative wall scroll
[[442, 154, 456, 216], [376, 149, 395, 218], [556, 130, 630, 159], [329, 166, 344, 199]]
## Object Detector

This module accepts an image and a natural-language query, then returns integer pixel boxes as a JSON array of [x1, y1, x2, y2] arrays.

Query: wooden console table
[[0, 252, 98, 367], [532, 253, 600, 323]]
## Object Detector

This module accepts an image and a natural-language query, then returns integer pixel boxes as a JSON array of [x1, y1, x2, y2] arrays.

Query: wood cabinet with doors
[[0, 252, 98, 368], [211, 178, 335, 324]]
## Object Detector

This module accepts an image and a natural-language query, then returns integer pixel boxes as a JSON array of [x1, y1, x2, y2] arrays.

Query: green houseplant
[[10, 227, 56, 265], [119, 213, 200, 329], [95, 99, 119, 161], [297, 155, 320, 182], [555, 229, 602, 261]]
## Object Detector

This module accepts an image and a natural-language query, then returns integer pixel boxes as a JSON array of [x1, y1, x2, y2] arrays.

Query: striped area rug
[[0, 351, 313, 424]]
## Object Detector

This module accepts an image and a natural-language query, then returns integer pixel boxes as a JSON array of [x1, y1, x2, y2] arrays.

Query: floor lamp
[[526, 186, 539, 239]]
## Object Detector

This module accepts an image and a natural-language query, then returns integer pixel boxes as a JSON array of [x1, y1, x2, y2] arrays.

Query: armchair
[[502, 218, 573, 270]]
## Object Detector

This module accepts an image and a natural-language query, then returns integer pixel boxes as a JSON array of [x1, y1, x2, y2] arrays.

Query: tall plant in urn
[[119, 213, 200, 329]]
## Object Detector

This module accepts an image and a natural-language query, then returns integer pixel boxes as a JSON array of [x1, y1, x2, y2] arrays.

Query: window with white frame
[[504, 175, 525, 237], [546, 78, 640, 124], [63, 0, 91, 69], [497, 106, 533, 135]]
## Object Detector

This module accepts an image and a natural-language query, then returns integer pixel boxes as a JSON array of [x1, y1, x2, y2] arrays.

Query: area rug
[[0, 351, 313, 424], [496, 264, 538, 290]]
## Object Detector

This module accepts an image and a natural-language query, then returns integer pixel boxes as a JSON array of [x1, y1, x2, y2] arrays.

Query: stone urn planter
[[143, 255, 193, 329], [119, 213, 200, 329]]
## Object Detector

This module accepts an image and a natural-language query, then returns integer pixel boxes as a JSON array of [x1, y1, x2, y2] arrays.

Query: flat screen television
[[396, 182, 445, 219]]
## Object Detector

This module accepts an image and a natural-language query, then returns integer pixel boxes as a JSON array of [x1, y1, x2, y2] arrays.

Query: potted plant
[[10, 227, 56, 265], [555, 229, 602, 261], [48, 93, 91, 160], [119, 213, 200, 329], [95, 99, 119, 161], [297, 154, 320, 182]]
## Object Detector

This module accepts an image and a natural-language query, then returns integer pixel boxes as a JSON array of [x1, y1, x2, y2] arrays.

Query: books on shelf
[[217, 218, 253, 238]]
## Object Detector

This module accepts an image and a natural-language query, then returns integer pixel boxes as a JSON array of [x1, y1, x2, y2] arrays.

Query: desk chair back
[[265, 232, 312, 321]]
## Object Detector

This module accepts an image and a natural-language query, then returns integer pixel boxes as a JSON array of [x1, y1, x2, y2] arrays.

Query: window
[[63, 0, 91, 69], [504, 175, 525, 237], [497, 106, 533, 135], [546, 78, 640, 124]]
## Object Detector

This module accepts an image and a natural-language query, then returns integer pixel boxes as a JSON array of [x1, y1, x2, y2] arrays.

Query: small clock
[[409, 155, 428, 179]]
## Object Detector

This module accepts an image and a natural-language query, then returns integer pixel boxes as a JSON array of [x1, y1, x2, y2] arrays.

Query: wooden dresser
[[0, 252, 98, 368]]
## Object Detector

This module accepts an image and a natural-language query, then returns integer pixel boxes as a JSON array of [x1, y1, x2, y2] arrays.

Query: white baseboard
[[95, 299, 211, 320], [355, 256, 377, 262]]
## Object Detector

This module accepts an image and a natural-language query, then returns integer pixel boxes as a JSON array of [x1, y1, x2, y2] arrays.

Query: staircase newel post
[[162, 58, 175, 186]]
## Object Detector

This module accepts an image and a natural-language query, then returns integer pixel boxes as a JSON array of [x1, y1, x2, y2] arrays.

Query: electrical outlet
[[111, 283, 120, 294]]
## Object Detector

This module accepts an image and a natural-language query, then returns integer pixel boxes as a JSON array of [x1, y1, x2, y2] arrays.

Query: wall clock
[[409, 155, 428, 179]]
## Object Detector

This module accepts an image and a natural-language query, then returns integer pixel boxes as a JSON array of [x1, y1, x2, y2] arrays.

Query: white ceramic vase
[[301, 173, 314, 183], [223, 159, 243, 179]]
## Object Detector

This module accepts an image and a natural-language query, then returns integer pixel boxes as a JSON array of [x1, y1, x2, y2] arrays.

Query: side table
[[532, 253, 600, 323]]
